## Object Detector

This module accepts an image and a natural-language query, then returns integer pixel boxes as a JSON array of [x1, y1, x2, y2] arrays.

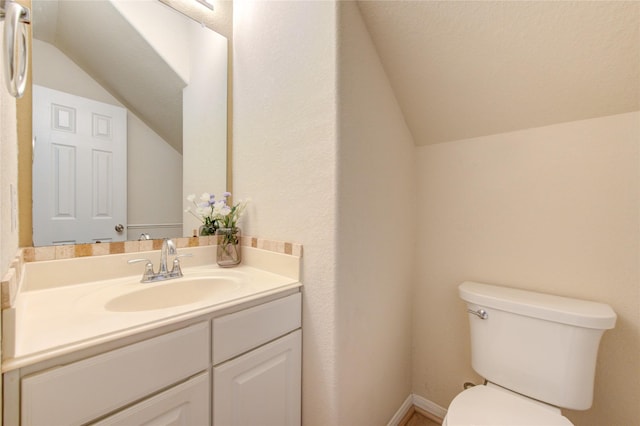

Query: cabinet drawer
[[22, 322, 210, 426], [213, 292, 301, 364]]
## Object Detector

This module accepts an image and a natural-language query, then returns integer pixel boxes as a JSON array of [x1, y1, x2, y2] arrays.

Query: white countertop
[[3, 246, 301, 372]]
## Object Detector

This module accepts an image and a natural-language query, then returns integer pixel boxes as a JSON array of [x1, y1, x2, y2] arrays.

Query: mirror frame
[[17, 0, 233, 248]]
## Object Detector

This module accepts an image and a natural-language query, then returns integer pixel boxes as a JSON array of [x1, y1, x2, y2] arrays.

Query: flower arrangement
[[185, 192, 248, 236], [185, 192, 248, 266]]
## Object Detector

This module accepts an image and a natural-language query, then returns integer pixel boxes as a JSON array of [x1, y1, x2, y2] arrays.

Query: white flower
[[212, 200, 231, 217], [185, 192, 249, 230]]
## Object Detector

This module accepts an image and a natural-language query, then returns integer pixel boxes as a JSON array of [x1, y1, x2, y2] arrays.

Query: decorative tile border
[[21, 235, 302, 263], [240, 236, 303, 257]]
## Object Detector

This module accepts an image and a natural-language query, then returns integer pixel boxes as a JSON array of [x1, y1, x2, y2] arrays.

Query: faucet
[[158, 238, 177, 275], [128, 238, 192, 283]]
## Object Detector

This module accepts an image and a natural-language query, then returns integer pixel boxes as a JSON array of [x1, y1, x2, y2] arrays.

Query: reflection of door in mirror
[[32, 85, 127, 246], [30, 0, 228, 246]]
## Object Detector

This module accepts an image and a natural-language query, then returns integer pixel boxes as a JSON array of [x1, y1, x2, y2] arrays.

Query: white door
[[32, 85, 127, 245], [213, 330, 301, 426]]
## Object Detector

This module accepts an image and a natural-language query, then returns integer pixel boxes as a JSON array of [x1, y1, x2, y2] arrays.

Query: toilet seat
[[444, 384, 574, 426]]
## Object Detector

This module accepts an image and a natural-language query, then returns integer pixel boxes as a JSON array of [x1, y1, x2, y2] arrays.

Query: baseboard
[[413, 394, 447, 420], [387, 394, 448, 426], [387, 394, 414, 426]]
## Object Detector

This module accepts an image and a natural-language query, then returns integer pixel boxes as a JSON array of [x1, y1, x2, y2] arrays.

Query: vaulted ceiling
[[357, 1, 640, 146], [33, 1, 639, 149]]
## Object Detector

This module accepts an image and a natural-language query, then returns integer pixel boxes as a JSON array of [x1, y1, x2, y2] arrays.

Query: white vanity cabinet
[[212, 293, 302, 426], [6, 291, 302, 426]]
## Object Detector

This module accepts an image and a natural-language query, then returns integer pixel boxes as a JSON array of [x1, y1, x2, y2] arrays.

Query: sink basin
[[105, 277, 242, 312]]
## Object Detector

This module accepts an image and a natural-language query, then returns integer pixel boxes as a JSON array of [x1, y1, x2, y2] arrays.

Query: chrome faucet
[[159, 238, 177, 275], [128, 238, 192, 283]]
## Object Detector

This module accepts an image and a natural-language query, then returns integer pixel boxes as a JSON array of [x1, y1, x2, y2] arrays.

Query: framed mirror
[[25, 0, 228, 246]]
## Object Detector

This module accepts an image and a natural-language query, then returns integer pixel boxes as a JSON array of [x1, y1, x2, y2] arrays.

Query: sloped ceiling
[[33, 0, 186, 152], [357, 1, 640, 146]]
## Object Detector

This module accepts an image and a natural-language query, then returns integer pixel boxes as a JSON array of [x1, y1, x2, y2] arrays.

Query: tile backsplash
[[22, 235, 303, 262]]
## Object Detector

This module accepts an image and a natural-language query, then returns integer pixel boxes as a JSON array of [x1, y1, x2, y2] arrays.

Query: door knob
[[115, 224, 124, 233]]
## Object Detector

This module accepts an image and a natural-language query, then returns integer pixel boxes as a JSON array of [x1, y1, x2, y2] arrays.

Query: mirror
[[29, 0, 228, 246]]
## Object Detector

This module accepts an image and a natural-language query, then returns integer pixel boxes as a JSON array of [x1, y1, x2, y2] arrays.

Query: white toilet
[[443, 281, 616, 426]]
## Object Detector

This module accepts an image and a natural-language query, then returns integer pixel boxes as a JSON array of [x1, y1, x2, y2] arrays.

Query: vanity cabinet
[[212, 293, 302, 426], [8, 291, 302, 426]]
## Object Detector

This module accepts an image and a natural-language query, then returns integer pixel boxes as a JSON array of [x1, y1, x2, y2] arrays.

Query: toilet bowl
[[446, 281, 616, 426], [443, 383, 572, 426]]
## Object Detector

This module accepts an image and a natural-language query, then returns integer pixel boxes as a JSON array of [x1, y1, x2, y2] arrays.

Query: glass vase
[[216, 227, 241, 267]]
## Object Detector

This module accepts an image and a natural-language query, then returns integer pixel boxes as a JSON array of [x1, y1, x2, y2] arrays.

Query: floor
[[401, 408, 442, 426]]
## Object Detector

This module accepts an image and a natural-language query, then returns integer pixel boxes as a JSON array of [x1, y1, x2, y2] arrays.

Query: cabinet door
[[93, 372, 209, 426], [214, 330, 301, 426]]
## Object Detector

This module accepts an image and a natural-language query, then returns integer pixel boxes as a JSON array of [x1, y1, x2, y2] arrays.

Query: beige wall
[[182, 24, 228, 235], [161, 0, 233, 195], [335, 1, 416, 423], [414, 111, 640, 425], [234, 1, 416, 423], [127, 113, 183, 238], [232, 0, 339, 424]]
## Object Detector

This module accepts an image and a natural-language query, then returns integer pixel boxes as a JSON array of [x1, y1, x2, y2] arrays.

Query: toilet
[[443, 281, 616, 426]]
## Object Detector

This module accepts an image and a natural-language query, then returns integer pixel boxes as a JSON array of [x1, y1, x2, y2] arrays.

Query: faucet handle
[[128, 257, 153, 265], [170, 253, 193, 277], [128, 258, 155, 282]]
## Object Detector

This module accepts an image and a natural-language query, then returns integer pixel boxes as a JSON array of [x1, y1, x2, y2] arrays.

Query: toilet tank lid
[[459, 281, 616, 329]]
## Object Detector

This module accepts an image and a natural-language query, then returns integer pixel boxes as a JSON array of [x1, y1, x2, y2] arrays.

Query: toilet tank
[[459, 281, 616, 410]]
